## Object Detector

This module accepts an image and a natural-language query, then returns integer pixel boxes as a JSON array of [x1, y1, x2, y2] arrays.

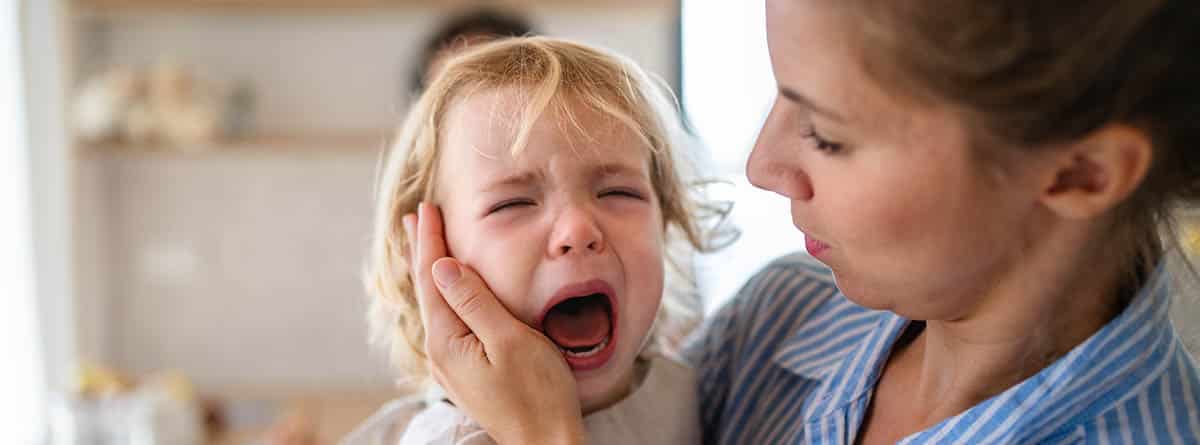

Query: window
[[682, 0, 808, 312], [1, 0, 47, 442]]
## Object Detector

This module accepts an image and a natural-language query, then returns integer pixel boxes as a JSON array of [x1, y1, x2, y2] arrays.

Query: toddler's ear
[[1038, 124, 1152, 220]]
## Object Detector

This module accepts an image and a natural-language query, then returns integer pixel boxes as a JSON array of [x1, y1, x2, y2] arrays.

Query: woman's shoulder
[[1068, 343, 1200, 443], [720, 252, 857, 328], [683, 252, 876, 368]]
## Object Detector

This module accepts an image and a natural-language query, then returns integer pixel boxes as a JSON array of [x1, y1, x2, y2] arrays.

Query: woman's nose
[[746, 100, 814, 201], [548, 206, 605, 258]]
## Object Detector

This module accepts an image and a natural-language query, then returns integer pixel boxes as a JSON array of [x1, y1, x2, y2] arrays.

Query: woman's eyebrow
[[779, 85, 850, 123]]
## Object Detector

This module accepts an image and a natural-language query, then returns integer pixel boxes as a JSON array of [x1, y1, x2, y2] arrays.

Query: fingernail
[[432, 258, 461, 287]]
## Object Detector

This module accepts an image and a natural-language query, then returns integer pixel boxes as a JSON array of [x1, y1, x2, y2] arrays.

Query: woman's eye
[[803, 126, 844, 154], [488, 199, 535, 214], [599, 188, 645, 200]]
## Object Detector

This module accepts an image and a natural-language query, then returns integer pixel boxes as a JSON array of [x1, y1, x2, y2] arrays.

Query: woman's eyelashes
[[803, 125, 844, 154]]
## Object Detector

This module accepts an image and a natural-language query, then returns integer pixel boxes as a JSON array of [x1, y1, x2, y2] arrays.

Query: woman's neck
[[892, 219, 1130, 428]]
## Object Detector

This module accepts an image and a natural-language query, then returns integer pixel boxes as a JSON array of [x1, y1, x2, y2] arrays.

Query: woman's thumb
[[432, 258, 521, 345]]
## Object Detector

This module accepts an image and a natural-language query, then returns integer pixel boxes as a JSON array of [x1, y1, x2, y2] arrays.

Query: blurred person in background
[[409, 8, 535, 94]]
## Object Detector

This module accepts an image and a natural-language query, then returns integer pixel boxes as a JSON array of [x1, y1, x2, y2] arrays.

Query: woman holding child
[[383, 0, 1200, 443]]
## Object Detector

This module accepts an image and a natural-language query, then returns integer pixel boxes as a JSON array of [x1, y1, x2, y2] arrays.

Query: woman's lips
[[805, 235, 830, 256]]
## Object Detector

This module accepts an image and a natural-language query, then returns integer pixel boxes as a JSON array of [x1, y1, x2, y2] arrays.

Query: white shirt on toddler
[[342, 354, 699, 445]]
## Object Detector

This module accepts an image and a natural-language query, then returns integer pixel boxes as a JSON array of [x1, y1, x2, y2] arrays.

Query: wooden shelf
[[76, 132, 392, 158]]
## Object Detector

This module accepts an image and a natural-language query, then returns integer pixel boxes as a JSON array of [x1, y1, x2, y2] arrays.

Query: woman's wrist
[[497, 418, 585, 445], [539, 425, 586, 445], [547, 420, 586, 445]]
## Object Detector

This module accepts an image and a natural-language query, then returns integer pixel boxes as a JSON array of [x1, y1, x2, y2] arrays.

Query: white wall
[[83, 151, 394, 388]]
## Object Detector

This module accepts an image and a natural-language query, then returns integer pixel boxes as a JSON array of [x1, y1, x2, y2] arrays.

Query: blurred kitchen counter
[[206, 387, 400, 445]]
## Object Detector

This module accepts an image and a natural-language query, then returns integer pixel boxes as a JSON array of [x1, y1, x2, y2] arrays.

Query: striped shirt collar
[[773, 264, 1178, 443]]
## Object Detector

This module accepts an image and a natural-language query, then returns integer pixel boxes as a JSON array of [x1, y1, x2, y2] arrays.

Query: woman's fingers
[[431, 258, 526, 359], [401, 203, 585, 445], [411, 203, 470, 346], [410, 204, 523, 362]]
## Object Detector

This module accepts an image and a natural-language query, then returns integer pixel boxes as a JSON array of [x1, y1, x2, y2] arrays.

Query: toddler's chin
[[573, 351, 637, 415], [577, 379, 618, 415]]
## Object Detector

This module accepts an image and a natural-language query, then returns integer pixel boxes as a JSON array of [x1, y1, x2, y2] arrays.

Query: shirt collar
[[774, 263, 1179, 441], [771, 288, 905, 419], [910, 264, 1178, 443]]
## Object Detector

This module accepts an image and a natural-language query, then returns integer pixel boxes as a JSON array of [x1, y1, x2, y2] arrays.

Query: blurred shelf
[[76, 132, 392, 159], [203, 386, 398, 445], [72, 0, 674, 14]]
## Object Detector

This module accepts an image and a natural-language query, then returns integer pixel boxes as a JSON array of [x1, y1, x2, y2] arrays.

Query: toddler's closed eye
[[599, 188, 646, 200], [488, 198, 536, 214]]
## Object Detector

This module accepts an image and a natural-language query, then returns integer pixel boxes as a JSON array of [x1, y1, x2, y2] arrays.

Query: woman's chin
[[831, 273, 892, 311]]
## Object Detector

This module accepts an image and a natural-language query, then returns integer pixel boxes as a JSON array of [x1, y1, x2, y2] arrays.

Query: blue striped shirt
[[683, 253, 1200, 444]]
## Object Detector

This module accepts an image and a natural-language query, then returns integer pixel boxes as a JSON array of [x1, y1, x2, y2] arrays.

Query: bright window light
[[0, 0, 47, 443], [682, 0, 808, 312]]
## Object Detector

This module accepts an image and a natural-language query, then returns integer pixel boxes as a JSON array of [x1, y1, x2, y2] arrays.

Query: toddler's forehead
[[441, 88, 646, 164]]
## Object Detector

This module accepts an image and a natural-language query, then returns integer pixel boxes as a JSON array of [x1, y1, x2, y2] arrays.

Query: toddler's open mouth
[[538, 280, 618, 371]]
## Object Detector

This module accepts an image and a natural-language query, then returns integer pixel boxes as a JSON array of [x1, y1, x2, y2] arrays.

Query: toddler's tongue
[[542, 295, 612, 349]]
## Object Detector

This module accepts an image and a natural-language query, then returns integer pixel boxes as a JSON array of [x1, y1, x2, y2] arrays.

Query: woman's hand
[[405, 203, 586, 445]]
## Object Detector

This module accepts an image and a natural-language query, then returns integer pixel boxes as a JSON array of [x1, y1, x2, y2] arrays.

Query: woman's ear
[[1038, 124, 1153, 220]]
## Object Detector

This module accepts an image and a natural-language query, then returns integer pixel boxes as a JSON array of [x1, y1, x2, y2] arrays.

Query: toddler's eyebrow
[[591, 162, 648, 181], [480, 162, 648, 192], [481, 170, 542, 192]]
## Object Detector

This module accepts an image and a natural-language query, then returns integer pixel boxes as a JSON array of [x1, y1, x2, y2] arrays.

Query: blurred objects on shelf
[[148, 60, 223, 147], [223, 80, 258, 140], [72, 67, 139, 144], [51, 361, 397, 444], [51, 364, 205, 445], [75, 362, 135, 398], [262, 409, 319, 445], [72, 60, 244, 151]]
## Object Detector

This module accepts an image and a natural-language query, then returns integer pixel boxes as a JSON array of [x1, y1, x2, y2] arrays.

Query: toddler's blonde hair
[[364, 36, 727, 389]]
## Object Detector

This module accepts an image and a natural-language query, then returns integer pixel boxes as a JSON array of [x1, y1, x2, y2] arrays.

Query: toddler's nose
[[549, 207, 605, 257]]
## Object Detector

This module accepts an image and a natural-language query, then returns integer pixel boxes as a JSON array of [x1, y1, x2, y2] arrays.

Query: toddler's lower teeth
[[560, 337, 608, 358]]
